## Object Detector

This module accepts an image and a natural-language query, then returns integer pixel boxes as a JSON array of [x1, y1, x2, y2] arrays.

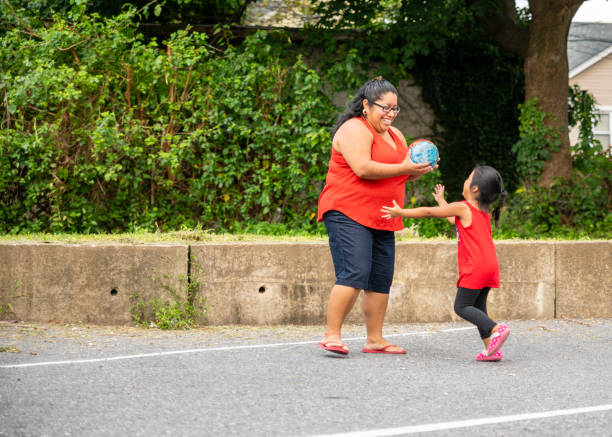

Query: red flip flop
[[362, 344, 406, 354], [318, 341, 349, 355]]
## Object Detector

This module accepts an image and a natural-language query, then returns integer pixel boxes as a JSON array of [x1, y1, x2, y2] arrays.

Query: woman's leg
[[361, 291, 403, 352], [321, 211, 372, 352], [362, 229, 404, 353], [454, 287, 497, 341], [322, 284, 361, 350]]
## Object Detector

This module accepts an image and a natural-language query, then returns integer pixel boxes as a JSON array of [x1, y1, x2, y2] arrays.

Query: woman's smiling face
[[363, 92, 399, 133]]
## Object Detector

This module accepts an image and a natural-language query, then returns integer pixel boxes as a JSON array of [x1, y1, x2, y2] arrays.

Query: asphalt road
[[1, 319, 611, 436]]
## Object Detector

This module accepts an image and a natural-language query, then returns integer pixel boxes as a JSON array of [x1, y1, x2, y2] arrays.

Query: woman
[[317, 77, 434, 356]]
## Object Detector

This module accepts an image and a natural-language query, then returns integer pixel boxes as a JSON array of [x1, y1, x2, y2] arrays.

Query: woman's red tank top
[[317, 117, 409, 231], [455, 201, 500, 289]]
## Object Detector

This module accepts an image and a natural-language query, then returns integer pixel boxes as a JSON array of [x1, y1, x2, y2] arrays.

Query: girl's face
[[363, 92, 399, 133], [462, 171, 477, 200]]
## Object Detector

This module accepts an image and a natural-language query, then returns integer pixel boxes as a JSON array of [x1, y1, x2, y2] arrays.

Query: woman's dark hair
[[330, 77, 398, 140], [470, 165, 507, 227]]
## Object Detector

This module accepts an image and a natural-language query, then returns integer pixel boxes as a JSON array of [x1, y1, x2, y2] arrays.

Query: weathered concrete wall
[[0, 243, 188, 324], [383, 241, 556, 324], [191, 243, 334, 325], [0, 241, 610, 325], [192, 240, 602, 325], [384, 242, 458, 324], [492, 242, 556, 321], [556, 241, 612, 318]]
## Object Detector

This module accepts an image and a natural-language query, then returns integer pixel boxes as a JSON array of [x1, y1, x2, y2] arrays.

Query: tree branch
[[465, 0, 530, 58], [233, 0, 257, 24]]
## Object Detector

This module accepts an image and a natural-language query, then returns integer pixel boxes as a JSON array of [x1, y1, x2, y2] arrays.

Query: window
[[594, 106, 612, 152]]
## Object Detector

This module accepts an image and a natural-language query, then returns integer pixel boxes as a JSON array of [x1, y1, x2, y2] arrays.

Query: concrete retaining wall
[[0, 243, 188, 325], [555, 241, 612, 318], [0, 241, 610, 325]]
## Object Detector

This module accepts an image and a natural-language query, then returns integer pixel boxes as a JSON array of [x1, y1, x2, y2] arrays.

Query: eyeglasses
[[370, 101, 400, 115]]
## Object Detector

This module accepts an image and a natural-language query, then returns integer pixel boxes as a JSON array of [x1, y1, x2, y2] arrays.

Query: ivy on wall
[[0, 5, 335, 234]]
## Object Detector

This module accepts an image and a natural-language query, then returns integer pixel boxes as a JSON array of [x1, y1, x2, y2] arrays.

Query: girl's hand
[[381, 199, 404, 220], [433, 184, 445, 203]]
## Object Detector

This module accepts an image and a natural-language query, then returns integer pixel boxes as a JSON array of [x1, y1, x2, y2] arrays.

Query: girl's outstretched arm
[[381, 199, 470, 223], [433, 184, 455, 225]]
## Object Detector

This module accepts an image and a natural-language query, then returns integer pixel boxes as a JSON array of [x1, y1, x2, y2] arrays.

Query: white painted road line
[[0, 326, 474, 369], [307, 404, 612, 437]]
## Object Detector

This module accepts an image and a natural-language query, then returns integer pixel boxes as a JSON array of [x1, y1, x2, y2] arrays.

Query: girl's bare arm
[[381, 199, 470, 224]]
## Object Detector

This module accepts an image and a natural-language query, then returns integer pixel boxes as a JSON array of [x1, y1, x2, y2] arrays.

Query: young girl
[[381, 165, 510, 361]]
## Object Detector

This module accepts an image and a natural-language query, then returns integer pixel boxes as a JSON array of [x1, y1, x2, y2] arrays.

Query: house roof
[[568, 22, 612, 77]]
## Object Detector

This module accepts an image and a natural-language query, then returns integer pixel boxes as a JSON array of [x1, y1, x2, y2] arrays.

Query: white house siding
[[570, 54, 612, 105], [569, 55, 612, 151]]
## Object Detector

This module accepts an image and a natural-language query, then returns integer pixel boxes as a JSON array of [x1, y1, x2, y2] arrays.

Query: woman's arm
[[334, 119, 432, 180], [381, 199, 470, 224]]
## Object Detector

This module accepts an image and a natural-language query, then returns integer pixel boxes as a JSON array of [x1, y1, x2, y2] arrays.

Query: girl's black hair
[[470, 165, 507, 227], [330, 77, 399, 140]]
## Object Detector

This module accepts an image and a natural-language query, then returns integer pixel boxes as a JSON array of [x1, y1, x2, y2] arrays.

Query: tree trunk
[[467, 0, 583, 186], [526, 1, 582, 186]]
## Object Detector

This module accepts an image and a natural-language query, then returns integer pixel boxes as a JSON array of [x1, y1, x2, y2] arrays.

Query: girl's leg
[[454, 287, 497, 341], [472, 287, 498, 349]]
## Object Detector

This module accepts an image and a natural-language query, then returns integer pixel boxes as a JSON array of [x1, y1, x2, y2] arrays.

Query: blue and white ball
[[410, 139, 439, 168]]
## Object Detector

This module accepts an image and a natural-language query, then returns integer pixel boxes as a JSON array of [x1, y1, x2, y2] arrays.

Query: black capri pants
[[454, 287, 497, 339]]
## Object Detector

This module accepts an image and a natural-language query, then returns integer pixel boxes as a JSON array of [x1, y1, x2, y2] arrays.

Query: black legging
[[454, 287, 497, 339]]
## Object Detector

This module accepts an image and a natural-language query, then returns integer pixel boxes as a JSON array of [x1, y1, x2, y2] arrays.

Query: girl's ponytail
[[471, 165, 506, 227], [492, 190, 507, 227]]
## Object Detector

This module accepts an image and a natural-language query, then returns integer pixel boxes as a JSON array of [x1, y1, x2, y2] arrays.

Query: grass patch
[[0, 230, 607, 244], [0, 231, 329, 244]]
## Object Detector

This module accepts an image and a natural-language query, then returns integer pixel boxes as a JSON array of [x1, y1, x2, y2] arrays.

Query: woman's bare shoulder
[[340, 117, 367, 130], [336, 118, 371, 139]]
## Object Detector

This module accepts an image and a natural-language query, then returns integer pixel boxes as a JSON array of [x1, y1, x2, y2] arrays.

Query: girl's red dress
[[455, 201, 500, 289]]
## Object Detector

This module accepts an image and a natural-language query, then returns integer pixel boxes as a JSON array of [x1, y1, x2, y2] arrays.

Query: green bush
[[130, 266, 207, 330], [498, 87, 611, 238], [402, 87, 611, 240], [497, 164, 611, 239], [1, 4, 608, 240], [511, 98, 561, 185], [0, 4, 335, 234]]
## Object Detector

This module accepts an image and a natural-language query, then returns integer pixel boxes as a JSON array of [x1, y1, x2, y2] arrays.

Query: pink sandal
[[487, 324, 510, 356], [362, 344, 406, 354], [318, 341, 349, 355], [476, 350, 503, 361]]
